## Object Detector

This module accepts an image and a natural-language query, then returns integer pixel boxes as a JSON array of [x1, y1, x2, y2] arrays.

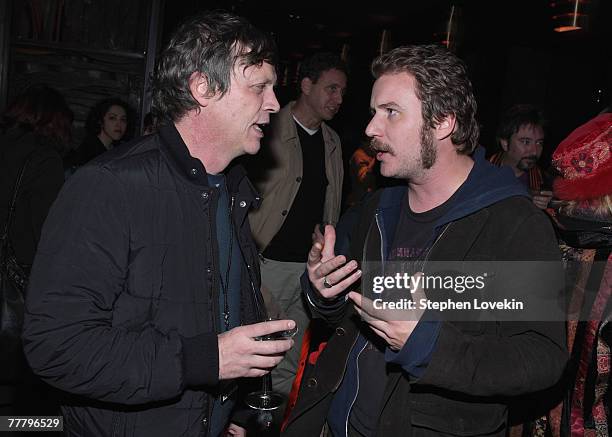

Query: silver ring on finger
[[323, 276, 333, 288]]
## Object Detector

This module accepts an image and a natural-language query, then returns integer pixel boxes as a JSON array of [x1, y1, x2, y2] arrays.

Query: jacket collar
[[157, 123, 261, 210], [276, 101, 340, 154], [158, 123, 210, 187]]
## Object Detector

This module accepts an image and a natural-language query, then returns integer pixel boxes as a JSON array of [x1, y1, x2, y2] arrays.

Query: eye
[[386, 108, 398, 117], [326, 85, 341, 95]]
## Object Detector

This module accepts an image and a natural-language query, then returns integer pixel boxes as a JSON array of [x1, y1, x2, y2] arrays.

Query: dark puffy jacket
[[23, 125, 265, 436], [0, 127, 64, 266]]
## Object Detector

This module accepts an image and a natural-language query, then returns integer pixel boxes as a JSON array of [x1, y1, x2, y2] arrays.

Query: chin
[[244, 143, 261, 155]]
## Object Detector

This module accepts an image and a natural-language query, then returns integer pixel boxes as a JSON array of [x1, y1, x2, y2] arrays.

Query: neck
[[174, 116, 231, 175], [407, 148, 474, 213], [98, 132, 113, 148], [292, 98, 322, 130]]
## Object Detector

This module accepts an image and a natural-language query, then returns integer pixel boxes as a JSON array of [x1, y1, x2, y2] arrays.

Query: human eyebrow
[[253, 78, 276, 88], [379, 102, 401, 113], [369, 102, 400, 115]]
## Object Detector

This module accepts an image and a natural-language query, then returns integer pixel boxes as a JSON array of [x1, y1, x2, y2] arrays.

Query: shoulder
[[479, 196, 559, 252], [485, 196, 541, 223], [88, 134, 164, 176], [321, 122, 341, 142]]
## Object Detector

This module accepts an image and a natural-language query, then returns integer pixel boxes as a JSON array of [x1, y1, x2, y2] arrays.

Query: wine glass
[[244, 319, 298, 429]]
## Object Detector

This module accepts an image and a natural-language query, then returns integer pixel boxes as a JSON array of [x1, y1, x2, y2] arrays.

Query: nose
[[526, 142, 539, 156], [534, 143, 543, 156], [333, 90, 343, 106], [265, 88, 280, 113], [365, 115, 380, 138]]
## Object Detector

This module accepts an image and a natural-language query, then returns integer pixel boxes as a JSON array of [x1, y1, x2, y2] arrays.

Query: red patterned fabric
[[552, 114, 612, 201], [568, 254, 611, 437]]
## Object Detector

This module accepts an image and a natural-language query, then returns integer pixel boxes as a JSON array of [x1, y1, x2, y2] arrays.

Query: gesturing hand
[[218, 319, 295, 380], [347, 273, 427, 351], [307, 224, 361, 300]]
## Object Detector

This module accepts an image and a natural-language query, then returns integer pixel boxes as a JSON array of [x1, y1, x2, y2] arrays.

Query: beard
[[420, 125, 437, 169], [369, 125, 437, 179], [516, 156, 538, 171]]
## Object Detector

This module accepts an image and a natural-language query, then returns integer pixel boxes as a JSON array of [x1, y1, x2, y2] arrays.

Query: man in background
[[490, 104, 553, 209], [247, 52, 348, 399]]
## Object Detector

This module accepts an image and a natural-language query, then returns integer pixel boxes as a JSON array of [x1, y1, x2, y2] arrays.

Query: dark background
[[162, 0, 612, 165], [2, 0, 611, 164]]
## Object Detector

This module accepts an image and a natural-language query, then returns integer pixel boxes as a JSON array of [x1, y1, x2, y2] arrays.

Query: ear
[[434, 114, 456, 141], [499, 138, 509, 152], [188, 72, 212, 107], [300, 77, 313, 96]]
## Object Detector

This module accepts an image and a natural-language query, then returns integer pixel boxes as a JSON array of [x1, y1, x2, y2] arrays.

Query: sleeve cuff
[[385, 320, 441, 378], [182, 332, 219, 387], [301, 270, 346, 313]]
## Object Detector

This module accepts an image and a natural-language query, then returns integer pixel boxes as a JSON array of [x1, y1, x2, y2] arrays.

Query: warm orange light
[[551, 0, 589, 32], [554, 25, 582, 32]]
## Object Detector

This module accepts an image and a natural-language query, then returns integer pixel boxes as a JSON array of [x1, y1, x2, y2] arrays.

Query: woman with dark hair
[[71, 97, 130, 166], [0, 84, 72, 417]]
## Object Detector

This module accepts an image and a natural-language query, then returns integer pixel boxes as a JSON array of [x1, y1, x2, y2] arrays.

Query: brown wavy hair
[[371, 44, 479, 155]]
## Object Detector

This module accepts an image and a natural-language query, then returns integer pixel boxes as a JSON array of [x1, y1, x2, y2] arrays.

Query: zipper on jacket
[[374, 212, 385, 271], [231, 196, 267, 322], [344, 341, 368, 437], [358, 213, 450, 436], [331, 216, 377, 391], [332, 331, 361, 391], [420, 223, 451, 273], [338, 216, 376, 436], [207, 187, 221, 334]]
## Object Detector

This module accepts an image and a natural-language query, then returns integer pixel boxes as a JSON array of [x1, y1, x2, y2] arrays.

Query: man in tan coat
[[247, 52, 347, 400]]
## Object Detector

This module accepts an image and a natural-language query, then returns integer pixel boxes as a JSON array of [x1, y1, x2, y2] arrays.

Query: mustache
[[369, 138, 393, 154]]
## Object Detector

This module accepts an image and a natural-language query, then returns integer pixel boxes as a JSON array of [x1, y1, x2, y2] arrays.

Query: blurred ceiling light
[[378, 29, 390, 56], [432, 5, 462, 52], [341, 43, 350, 63], [551, 0, 590, 32]]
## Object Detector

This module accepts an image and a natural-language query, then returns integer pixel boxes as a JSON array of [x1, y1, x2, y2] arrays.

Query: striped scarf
[[489, 152, 544, 191]]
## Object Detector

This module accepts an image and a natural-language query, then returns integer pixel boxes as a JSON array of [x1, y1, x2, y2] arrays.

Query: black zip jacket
[[284, 150, 568, 437], [22, 125, 265, 436]]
